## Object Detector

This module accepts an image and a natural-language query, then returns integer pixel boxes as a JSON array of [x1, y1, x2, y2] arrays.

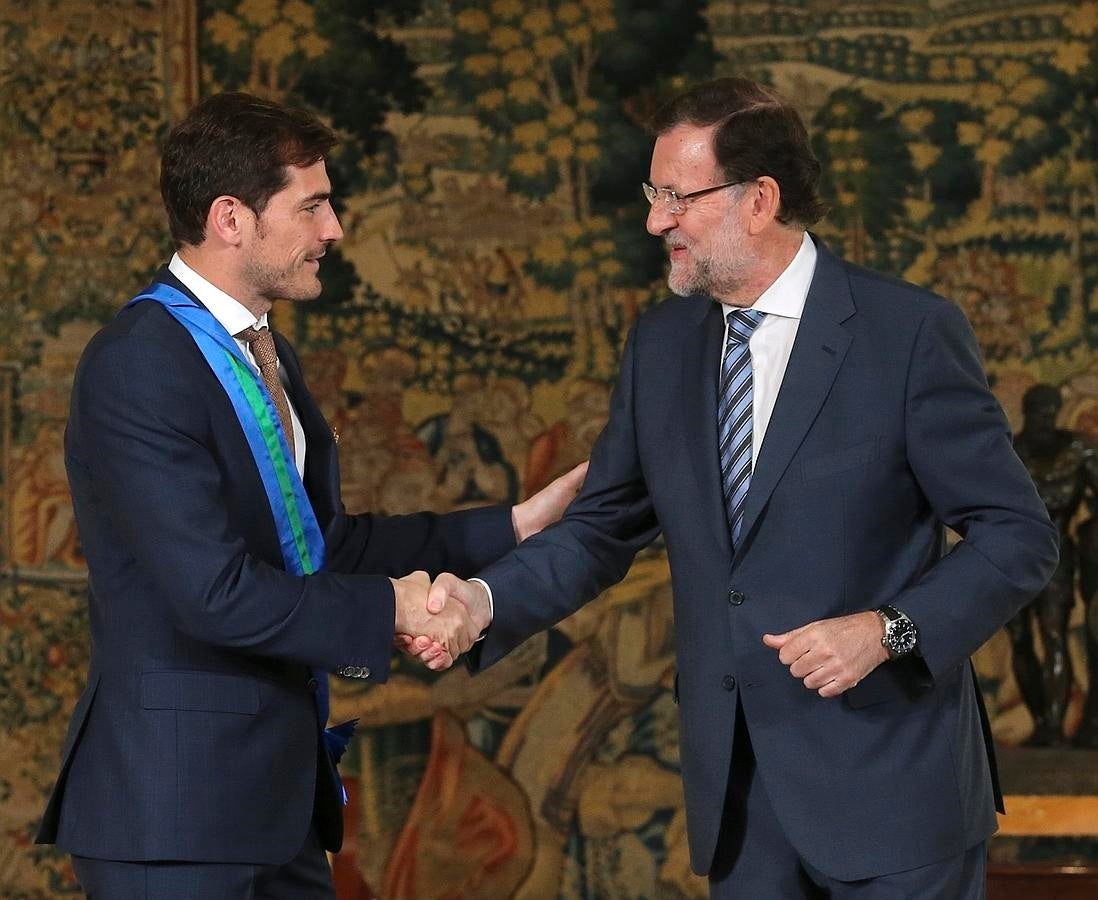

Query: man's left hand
[[762, 611, 889, 698], [511, 461, 588, 542]]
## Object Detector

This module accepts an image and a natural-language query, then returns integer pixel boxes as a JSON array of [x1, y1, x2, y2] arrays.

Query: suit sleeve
[[469, 324, 662, 671], [892, 301, 1058, 678], [70, 331, 398, 681], [323, 506, 516, 581]]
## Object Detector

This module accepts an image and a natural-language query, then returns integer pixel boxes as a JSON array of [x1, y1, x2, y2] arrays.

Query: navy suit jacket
[[470, 239, 1058, 881], [36, 268, 515, 864]]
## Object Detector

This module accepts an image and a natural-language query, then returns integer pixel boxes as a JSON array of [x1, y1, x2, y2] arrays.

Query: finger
[[427, 574, 455, 615], [817, 679, 848, 698], [789, 654, 825, 680], [763, 624, 809, 652], [419, 637, 446, 655], [778, 637, 816, 667], [427, 650, 454, 671], [801, 666, 835, 690], [395, 634, 429, 655], [567, 460, 589, 489]]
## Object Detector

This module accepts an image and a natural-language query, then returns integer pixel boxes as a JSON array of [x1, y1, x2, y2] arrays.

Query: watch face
[[886, 617, 918, 655]]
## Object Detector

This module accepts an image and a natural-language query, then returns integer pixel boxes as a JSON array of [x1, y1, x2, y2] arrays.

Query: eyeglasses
[[642, 179, 749, 215]]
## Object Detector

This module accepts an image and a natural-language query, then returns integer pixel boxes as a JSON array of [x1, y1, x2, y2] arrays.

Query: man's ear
[[207, 195, 249, 246], [746, 176, 782, 236]]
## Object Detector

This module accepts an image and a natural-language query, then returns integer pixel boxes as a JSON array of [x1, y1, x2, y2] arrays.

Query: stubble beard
[[666, 210, 757, 301], [243, 250, 323, 304]]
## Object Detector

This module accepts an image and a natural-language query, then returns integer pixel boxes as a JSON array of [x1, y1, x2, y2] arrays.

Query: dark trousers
[[709, 702, 987, 900], [71, 826, 335, 900]]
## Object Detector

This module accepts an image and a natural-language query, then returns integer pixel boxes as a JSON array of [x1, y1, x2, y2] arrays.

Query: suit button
[[360, 667, 371, 679], [306, 677, 318, 690], [722, 675, 737, 691], [728, 590, 745, 606]]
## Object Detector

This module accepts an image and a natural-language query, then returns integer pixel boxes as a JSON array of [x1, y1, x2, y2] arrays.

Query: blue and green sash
[[127, 283, 323, 576], [127, 282, 355, 789]]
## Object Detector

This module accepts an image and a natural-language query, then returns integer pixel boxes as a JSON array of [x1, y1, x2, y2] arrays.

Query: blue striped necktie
[[718, 308, 765, 546]]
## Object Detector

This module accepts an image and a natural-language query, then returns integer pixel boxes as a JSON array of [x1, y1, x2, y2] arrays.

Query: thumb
[[427, 574, 453, 615], [762, 632, 789, 648]]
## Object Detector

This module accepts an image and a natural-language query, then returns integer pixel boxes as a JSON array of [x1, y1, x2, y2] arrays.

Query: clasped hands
[[390, 571, 489, 670], [389, 461, 588, 671]]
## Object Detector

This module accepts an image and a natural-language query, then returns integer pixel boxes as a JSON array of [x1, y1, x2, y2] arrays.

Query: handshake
[[389, 571, 490, 671], [385, 461, 589, 671]]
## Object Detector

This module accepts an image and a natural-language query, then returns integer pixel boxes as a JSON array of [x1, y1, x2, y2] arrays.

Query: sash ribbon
[[127, 283, 355, 799]]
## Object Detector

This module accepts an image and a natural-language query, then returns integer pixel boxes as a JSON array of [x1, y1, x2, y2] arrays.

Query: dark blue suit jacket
[[36, 268, 515, 864], [470, 239, 1058, 880]]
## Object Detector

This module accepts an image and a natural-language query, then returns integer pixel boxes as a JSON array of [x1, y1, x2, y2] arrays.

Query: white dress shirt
[[477, 233, 818, 629], [168, 254, 307, 478], [721, 231, 817, 465]]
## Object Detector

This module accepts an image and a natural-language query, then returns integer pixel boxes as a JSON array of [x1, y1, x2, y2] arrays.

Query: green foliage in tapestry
[[444, 0, 713, 374], [447, 0, 712, 289]]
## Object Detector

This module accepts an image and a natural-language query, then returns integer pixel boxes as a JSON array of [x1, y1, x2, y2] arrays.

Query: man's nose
[[646, 203, 676, 236], [324, 206, 344, 243]]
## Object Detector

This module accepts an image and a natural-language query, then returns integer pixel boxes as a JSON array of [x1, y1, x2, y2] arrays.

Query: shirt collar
[[722, 231, 817, 321], [168, 253, 269, 336]]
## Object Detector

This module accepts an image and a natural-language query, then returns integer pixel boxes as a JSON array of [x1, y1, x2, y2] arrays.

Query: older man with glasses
[[417, 76, 1057, 899]]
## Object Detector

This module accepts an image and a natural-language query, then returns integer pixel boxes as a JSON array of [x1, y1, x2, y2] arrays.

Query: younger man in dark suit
[[36, 91, 582, 899]]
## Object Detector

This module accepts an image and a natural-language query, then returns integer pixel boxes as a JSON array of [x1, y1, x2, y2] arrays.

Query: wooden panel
[[998, 795, 1098, 836]]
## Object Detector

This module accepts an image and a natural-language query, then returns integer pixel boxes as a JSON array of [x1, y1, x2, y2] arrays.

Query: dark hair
[[650, 77, 826, 228], [160, 92, 337, 246]]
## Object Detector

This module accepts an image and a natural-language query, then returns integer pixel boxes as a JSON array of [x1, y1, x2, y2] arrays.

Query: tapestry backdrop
[[1, 0, 1095, 896]]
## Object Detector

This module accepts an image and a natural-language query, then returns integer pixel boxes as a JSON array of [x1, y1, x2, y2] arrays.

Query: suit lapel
[[681, 299, 734, 557], [735, 242, 855, 556]]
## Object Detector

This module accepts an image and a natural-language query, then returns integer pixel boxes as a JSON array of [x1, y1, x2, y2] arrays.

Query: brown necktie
[[236, 326, 296, 458]]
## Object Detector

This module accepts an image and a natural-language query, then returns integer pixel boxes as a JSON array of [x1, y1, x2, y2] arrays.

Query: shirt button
[[306, 677, 318, 690], [722, 675, 737, 691], [728, 590, 745, 606]]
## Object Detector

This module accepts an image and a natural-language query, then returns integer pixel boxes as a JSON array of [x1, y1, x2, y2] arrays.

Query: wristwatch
[[876, 605, 918, 659]]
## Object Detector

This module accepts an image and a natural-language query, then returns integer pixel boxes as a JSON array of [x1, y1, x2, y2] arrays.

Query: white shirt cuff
[[469, 577, 494, 640]]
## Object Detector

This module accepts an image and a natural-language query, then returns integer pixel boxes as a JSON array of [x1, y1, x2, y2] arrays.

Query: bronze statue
[[1009, 383, 1098, 745], [1074, 492, 1098, 746]]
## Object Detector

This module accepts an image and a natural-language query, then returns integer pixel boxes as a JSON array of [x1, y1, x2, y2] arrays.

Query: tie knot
[[236, 326, 278, 368], [726, 308, 764, 344]]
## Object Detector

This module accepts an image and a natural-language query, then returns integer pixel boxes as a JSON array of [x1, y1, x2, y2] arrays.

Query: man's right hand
[[428, 573, 491, 633], [398, 574, 492, 666], [391, 571, 479, 670]]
